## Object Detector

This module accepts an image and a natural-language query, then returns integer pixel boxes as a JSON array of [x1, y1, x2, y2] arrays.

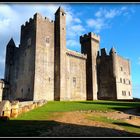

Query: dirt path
[[39, 110, 140, 137]]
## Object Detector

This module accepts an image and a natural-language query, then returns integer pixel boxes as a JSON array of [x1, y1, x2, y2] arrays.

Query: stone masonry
[[2, 7, 133, 101]]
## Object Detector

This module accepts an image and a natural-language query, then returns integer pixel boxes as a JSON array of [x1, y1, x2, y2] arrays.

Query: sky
[[0, 2, 140, 98]]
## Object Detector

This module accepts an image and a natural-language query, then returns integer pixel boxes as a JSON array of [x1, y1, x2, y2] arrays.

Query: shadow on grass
[[78, 101, 140, 116], [113, 122, 140, 129], [0, 119, 140, 137], [78, 101, 140, 107]]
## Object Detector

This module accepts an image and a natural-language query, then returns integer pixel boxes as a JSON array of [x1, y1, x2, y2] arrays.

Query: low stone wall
[[0, 99, 47, 119]]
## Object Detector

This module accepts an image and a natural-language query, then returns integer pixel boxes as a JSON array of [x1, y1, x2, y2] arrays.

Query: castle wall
[[97, 54, 117, 100], [115, 55, 132, 99], [33, 14, 54, 101], [65, 50, 87, 100], [15, 17, 36, 101], [3, 8, 133, 102]]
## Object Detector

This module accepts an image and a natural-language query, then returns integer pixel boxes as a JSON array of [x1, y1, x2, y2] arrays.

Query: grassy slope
[[15, 100, 140, 120], [0, 100, 140, 137]]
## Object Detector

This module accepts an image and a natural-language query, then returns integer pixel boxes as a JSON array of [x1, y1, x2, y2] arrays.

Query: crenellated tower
[[80, 32, 100, 100]]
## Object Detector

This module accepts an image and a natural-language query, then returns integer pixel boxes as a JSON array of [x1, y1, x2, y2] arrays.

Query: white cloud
[[105, 9, 119, 19], [71, 25, 85, 32], [87, 6, 135, 33], [95, 10, 102, 17], [73, 18, 81, 23], [0, 18, 10, 31], [87, 18, 105, 32]]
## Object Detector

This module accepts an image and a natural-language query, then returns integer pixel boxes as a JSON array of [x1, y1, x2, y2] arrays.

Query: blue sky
[[0, 3, 140, 98]]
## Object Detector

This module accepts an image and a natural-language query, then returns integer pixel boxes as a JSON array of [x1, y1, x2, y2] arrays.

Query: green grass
[[0, 100, 140, 137], [88, 115, 119, 124], [15, 100, 140, 120]]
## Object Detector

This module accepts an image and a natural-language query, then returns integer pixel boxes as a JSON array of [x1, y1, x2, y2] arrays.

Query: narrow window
[[28, 88, 30, 93], [49, 77, 51, 82], [122, 91, 126, 96], [27, 38, 31, 46], [122, 91, 124, 96], [124, 91, 126, 96], [123, 79, 125, 84], [46, 36, 50, 47], [73, 77, 76, 87], [128, 91, 131, 96], [21, 88, 23, 93], [120, 78, 122, 83], [120, 66, 123, 71], [46, 37, 49, 43]]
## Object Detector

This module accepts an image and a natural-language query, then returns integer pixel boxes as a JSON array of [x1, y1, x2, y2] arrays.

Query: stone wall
[[97, 48, 132, 100], [97, 52, 117, 100], [65, 50, 87, 100], [116, 55, 132, 99], [0, 100, 47, 119], [15, 16, 36, 101], [33, 13, 54, 101]]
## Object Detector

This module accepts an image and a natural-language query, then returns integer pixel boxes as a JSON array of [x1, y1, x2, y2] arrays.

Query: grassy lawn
[[14, 100, 140, 120], [0, 100, 140, 137]]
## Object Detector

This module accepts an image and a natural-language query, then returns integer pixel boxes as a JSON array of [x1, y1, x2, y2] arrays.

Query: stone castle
[[1, 7, 132, 101]]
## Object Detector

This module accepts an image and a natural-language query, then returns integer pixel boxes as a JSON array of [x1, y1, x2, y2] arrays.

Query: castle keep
[[2, 7, 132, 101]]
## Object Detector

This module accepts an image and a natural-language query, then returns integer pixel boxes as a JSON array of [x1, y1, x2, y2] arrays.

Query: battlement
[[21, 13, 54, 29], [21, 16, 35, 29], [33, 12, 54, 23], [80, 32, 100, 43]]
